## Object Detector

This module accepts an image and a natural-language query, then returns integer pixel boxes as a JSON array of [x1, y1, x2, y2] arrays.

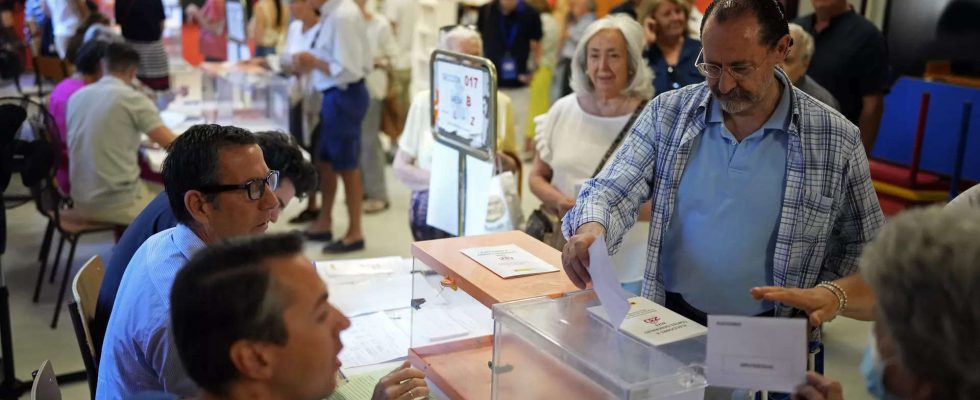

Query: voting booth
[[406, 232, 710, 399]]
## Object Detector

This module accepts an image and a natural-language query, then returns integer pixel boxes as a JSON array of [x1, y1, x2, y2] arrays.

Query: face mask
[[860, 333, 900, 400]]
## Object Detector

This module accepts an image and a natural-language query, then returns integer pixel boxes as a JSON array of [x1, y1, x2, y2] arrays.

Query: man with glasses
[[561, 0, 883, 330], [92, 131, 317, 356], [98, 125, 283, 399]]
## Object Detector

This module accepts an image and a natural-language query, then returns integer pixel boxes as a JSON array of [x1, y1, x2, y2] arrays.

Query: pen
[[338, 369, 349, 384]]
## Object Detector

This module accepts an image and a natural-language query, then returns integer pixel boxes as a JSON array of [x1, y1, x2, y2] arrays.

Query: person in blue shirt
[[170, 233, 429, 400], [641, 0, 704, 95], [92, 131, 316, 356], [96, 126, 306, 398], [562, 0, 882, 327]]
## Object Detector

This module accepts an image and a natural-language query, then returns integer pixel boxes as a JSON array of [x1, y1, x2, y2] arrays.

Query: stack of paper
[[339, 312, 410, 369], [460, 244, 559, 278]]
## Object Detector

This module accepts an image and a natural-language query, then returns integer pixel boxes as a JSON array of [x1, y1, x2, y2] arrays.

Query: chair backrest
[[34, 55, 72, 83], [31, 360, 62, 400], [70, 256, 104, 397]]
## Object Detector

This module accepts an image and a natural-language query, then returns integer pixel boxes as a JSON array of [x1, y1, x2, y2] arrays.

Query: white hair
[[569, 15, 655, 99], [860, 205, 980, 400], [438, 26, 483, 53], [788, 23, 814, 61]]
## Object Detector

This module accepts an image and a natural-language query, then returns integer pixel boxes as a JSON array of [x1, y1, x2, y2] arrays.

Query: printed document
[[588, 296, 707, 346], [460, 244, 558, 278], [706, 315, 807, 393]]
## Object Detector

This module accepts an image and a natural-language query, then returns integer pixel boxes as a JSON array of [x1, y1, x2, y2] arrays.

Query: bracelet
[[816, 281, 847, 315]]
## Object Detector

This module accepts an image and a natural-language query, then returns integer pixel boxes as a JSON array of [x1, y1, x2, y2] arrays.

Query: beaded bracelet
[[817, 281, 847, 315]]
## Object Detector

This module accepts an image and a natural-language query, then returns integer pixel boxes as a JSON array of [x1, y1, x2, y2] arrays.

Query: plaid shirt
[[563, 70, 884, 317]]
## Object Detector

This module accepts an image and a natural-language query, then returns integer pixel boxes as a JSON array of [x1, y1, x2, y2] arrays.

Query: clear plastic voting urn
[[407, 231, 707, 399], [199, 63, 290, 131], [491, 291, 708, 399], [408, 231, 578, 399]]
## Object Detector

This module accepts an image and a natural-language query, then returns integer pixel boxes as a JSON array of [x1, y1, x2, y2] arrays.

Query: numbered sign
[[430, 50, 497, 161]]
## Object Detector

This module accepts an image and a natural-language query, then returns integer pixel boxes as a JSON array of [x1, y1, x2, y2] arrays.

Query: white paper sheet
[[460, 244, 558, 278], [463, 154, 493, 235], [315, 256, 406, 277], [425, 141, 495, 236], [426, 141, 461, 235], [588, 235, 631, 328], [327, 274, 412, 318], [706, 315, 807, 393], [339, 312, 410, 369], [588, 296, 707, 346], [411, 306, 469, 343]]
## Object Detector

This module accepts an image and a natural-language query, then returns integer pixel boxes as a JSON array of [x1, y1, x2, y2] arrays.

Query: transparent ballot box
[[408, 231, 579, 399], [199, 63, 290, 131], [492, 291, 708, 399]]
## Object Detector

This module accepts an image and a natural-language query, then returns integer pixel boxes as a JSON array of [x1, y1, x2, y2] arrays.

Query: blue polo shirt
[[660, 81, 792, 315]]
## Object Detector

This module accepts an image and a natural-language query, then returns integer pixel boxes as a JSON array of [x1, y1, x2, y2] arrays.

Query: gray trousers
[[360, 98, 389, 201]]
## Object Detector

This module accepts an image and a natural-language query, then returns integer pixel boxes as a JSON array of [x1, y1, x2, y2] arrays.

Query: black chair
[[0, 97, 122, 329]]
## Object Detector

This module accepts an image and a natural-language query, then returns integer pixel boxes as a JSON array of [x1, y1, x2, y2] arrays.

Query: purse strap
[[592, 99, 649, 177]]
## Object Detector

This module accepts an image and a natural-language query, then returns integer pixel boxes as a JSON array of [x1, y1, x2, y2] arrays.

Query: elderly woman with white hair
[[530, 15, 653, 292], [793, 205, 980, 400], [393, 26, 519, 241], [780, 23, 840, 111]]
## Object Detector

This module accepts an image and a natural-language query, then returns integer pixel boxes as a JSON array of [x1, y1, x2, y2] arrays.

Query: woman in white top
[[531, 15, 653, 292], [357, 0, 398, 213], [42, 0, 88, 59], [393, 26, 520, 241], [281, 0, 324, 224]]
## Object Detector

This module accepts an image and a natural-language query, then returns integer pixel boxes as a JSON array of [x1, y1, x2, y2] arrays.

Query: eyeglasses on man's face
[[694, 49, 762, 80], [198, 170, 280, 201]]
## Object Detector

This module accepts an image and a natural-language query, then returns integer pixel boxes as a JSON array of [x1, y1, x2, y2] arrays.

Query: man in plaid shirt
[[562, 0, 883, 326]]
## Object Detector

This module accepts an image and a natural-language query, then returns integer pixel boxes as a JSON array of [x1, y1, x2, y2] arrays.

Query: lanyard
[[498, 15, 519, 51]]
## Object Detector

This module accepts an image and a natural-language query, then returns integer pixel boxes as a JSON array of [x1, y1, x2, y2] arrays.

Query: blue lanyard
[[498, 15, 519, 50]]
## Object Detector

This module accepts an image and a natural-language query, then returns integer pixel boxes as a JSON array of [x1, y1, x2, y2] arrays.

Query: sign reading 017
[[434, 61, 490, 152]]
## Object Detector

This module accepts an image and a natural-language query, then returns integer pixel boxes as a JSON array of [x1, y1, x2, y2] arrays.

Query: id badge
[[500, 53, 518, 81]]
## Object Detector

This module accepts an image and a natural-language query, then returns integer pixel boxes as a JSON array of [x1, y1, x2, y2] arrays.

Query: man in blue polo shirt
[[562, 0, 883, 327]]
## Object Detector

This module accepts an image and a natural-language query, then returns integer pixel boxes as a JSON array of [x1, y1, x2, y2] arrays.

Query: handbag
[[525, 99, 649, 250]]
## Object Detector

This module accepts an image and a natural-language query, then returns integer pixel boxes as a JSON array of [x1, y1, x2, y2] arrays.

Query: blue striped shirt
[[97, 224, 204, 399], [563, 69, 884, 317]]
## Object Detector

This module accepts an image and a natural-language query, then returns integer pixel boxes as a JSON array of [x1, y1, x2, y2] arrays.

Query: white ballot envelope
[[706, 315, 807, 393]]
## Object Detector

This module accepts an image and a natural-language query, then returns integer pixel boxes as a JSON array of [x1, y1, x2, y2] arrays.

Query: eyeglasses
[[198, 170, 280, 201], [694, 49, 761, 80]]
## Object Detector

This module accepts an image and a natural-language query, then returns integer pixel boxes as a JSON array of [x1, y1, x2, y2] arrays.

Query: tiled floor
[[0, 78, 872, 399]]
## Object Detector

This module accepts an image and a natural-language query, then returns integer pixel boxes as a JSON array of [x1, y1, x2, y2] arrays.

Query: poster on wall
[[226, 0, 247, 44], [430, 50, 497, 161]]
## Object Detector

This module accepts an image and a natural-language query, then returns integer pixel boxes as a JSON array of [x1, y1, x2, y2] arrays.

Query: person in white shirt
[[292, 0, 372, 253], [42, 0, 88, 58], [358, 0, 397, 213], [530, 15, 652, 292], [393, 26, 520, 241], [67, 42, 177, 225]]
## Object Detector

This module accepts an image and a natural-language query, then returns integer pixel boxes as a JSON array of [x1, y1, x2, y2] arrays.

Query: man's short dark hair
[[104, 42, 140, 74], [171, 232, 304, 395], [254, 131, 318, 198], [162, 124, 257, 225], [74, 40, 108, 76], [700, 0, 790, 48]]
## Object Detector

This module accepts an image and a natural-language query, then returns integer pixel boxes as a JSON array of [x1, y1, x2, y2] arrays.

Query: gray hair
[[569, 15, 654, 99], [438, 26, 483, 53], [860, 205, 980, 400], [787, 23, 814, 62]]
